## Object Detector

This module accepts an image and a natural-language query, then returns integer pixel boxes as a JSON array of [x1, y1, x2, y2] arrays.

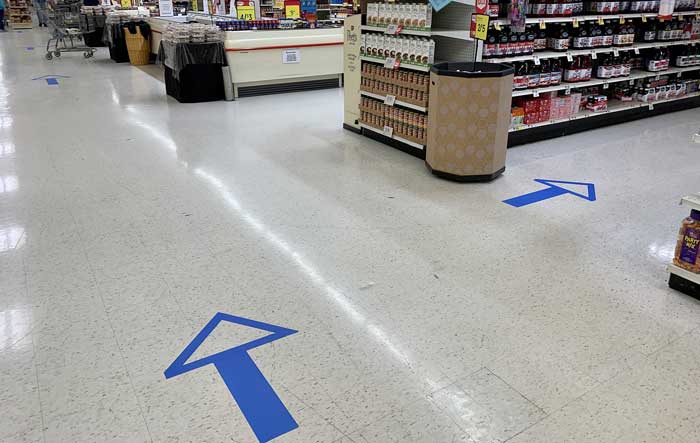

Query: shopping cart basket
[[45, 0, 96, 59]]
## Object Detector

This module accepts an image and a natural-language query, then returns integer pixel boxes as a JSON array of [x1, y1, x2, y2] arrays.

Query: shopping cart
[[45, 0, 96, 59]]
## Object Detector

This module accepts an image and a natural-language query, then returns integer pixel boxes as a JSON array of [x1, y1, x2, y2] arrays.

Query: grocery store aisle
[[2, 28, 700, 443]]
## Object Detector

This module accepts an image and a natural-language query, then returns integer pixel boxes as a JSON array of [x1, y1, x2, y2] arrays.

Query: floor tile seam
[[483, 367, 548, 417], [337, 368, 483, 439], [500, 371, 621, 443], [62, 195, 156, 443], [436, 366, 544, 442], [282, 381, 357, 441], [22, 253, 47, 443]]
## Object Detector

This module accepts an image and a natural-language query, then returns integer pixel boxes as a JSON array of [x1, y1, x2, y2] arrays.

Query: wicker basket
[[124, 27, 151, 65]]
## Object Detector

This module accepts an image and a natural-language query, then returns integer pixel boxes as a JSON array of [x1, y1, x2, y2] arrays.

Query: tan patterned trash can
[[426, 62, 514, 182]]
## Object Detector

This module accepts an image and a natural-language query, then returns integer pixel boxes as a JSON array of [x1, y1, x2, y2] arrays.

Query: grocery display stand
[[481, 10, 700, 146], [7, 0, 33, 29], [346, 1, 478, 158], [668, 194, 700, 299]]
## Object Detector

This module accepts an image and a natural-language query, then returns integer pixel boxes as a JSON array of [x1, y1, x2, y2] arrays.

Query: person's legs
[[38, 6, 47, 26]]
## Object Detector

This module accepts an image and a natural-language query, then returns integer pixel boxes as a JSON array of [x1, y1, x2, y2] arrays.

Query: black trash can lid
[[430, 62, 514, 78]]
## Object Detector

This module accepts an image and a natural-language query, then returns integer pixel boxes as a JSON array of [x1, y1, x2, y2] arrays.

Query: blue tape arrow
[[165, 313, 298, 443], [32, 75, 70, 86], [503, 179, 596, 207]]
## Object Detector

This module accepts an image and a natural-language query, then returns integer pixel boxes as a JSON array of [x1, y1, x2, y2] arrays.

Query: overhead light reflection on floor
[[0, 175, 18, 193], [193, 168, 437, 382], [0, 225, 25, 252]]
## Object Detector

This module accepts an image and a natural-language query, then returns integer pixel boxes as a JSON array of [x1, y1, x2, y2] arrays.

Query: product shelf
[[668, 263, 700, 285], [360, 90, 428, 111], [361, 25, 432, 37], [512, 65, 700, 97], [681, 194, 700, 212], [485, 40, 698, 63], [359, 122, 426, 149], [510, 91, 700, 131], [360, 55, 432, 72], [490, 10, 700, 27], [431, 28, 473, 40]]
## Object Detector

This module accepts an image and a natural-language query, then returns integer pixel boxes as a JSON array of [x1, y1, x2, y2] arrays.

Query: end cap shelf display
[[477, 6, 700, 145], [668, 193, 700, 300]]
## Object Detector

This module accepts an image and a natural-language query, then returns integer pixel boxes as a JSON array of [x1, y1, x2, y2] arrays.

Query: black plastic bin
[[164, 65, 225, 103], [109, 38, 129, 62]]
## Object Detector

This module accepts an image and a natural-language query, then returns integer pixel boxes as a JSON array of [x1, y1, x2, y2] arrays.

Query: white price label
[[282, 49, 301, 64], [629, 79, 634, 85], [678, 72, 683, 78], [634, 47, 640, 55], [655, 75, 661, 80], [603, 82, 609, 89], [566, 52, 573, 62], [384, 94, 396, 106], [533, 90, 540, 97], [382, 125, 394, 137], [533, 55, 541, 66], [613, 48, 619, 57], [384, 24, 401, 35], [384, 57, 399, 69], [564, 86, 571, 95], [648, 103, 654, 110], [591, 51, 597, 60]]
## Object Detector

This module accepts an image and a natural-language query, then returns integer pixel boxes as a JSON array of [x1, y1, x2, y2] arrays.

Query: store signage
[[285, 0, 301, 18], [32, 74, 69, 85], [237, 4, 255, 19], [470, 14, 489, 41], [475, 0, 487, 14], [503, 179, 596, 207], [120, 0, 131, 7], [282, 49, 300, 63], [159, 0, 174, 17], [165, 313, 298, 443]]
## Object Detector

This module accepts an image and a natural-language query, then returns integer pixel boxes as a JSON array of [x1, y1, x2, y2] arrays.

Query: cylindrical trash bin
[[124, 22, 151, 66], [426, 62, 514, 182]]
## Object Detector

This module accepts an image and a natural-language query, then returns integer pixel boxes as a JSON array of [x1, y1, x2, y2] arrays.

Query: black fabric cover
[[124, 21, 151, 39], [164, 65, 225, 103], [158, 40, 226, 80]]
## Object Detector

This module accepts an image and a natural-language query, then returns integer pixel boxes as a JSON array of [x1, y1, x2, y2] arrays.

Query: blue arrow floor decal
[[165, 313, 298, 443]]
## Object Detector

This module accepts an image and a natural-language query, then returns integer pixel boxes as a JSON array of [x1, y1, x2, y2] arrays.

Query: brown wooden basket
[[124, 28, 151, 65]]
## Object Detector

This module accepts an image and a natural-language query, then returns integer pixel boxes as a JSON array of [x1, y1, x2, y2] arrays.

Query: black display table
[[159, 41, 226, 103]]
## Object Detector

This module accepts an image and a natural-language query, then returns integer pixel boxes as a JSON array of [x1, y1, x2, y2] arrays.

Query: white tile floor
[[1, 27, 700, 443]]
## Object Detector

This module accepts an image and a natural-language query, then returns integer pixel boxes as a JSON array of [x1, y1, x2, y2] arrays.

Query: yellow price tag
[[619, 16, 625, 24], [274, 0, 284, 8], [597, 16, 604, 25], [659, 17, 665, 22], [237, 5, 255, 19], [494, 22, 502, 31], [572, 18, 579, 28], [474, 14, 490, 40], [285, 4, 300, 18], [120, 0, 131, 7], [641, 15, 647, 22], [539, 19, 546, 30]]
